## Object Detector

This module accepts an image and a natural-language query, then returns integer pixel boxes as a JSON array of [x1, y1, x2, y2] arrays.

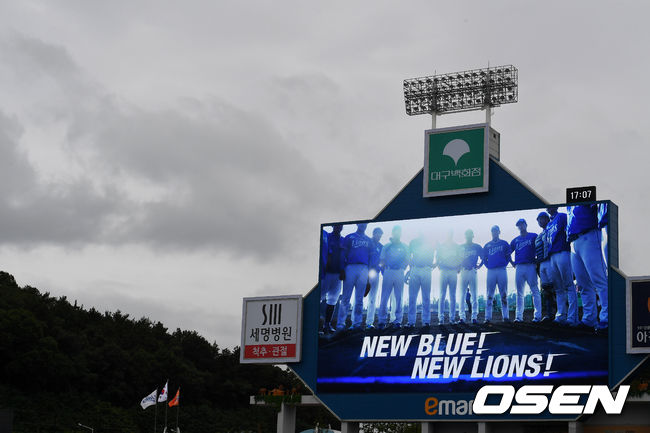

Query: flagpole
[[164, 379, 169, 432], [164, 397, 168, 431], [176, 405, 180, 432], [154, 397, 158, 433]]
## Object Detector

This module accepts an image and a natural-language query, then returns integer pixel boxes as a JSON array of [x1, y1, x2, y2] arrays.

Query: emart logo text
[[424, 396, 475, 416]]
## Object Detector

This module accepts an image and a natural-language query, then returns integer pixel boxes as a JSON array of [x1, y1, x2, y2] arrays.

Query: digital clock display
[[566, 186, 596, 203]]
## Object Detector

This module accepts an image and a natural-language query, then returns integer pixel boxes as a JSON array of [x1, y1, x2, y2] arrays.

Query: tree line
[[0, 271, 337, 432]]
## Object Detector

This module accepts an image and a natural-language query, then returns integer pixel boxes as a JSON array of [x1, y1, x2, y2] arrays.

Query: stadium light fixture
[[403, 65, 518, 127]]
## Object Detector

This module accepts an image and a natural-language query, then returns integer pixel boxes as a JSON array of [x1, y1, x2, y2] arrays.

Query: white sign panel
[[240, 295, 302, 364]]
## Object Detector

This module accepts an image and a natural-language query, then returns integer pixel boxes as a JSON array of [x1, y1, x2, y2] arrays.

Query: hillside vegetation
[[0, 271, 336, 432]]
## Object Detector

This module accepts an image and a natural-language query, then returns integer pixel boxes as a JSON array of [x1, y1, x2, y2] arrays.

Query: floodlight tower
[[403, 65, 518, 128]]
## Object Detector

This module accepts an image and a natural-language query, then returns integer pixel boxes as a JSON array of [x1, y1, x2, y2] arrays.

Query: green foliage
[[0, 271, 338, 432], [362, 423, 420, 433], [254, 393, 302, 406], [627, 357, 650, 397]]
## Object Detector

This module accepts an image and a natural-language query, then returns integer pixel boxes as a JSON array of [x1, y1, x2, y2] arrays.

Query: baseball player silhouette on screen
[[483, 225, 511, 323], [337, 223, 375, 331], [436, 230, 461, 324], [365, 227, 384, 329], [536, 212, 556, 322], [546, 206, 577, 326], [377, 225, 409, 329], [458, 229, 483, 324], [598, 203, 609, 267], [567, 204, 608, 330], [320, 224, 344, 333], [510, 219, 542, 322], [407, 232, 435, 328]]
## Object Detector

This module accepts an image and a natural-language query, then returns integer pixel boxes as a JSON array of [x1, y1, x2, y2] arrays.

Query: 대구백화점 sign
[[424, 124, 491, 197]]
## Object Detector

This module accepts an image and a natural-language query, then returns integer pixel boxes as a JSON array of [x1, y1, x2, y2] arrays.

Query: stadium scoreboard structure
[[302, 195, 631, 421], [283, 154, 649, 421], [286, 163, 647, 422], [241, 67, 649, 427]]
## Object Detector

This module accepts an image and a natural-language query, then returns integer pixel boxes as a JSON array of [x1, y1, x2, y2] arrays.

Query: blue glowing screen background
[[316, 203, 610, 393]]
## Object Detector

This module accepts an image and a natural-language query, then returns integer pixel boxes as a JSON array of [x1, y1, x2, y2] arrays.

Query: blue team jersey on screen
[[320, 230, 329, 277], [409, 238, 435, 267], [510, 232, 538, 265], [567, 205, 598, 241], [381, 240, 409, 269], [343, 232, 373, 266], [547, 212, 570, 254], [370, 240, 383, 270], [535, 229, 550, 262], [437, 242, 461, 270], [325, 232, 344, 273], [483, 239, 511, 269], [598, 203, 608, 229], [459, 243, 482, 269]]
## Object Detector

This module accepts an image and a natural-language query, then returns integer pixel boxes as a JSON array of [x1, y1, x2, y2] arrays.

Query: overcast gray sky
[[1, 1, 649, 348]]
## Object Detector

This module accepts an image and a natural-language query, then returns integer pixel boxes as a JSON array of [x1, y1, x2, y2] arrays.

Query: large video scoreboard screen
[[317, 203, 610, 393]]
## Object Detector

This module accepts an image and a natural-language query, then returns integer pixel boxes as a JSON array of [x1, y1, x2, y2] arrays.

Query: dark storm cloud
[[0, 35, 340, 258]]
